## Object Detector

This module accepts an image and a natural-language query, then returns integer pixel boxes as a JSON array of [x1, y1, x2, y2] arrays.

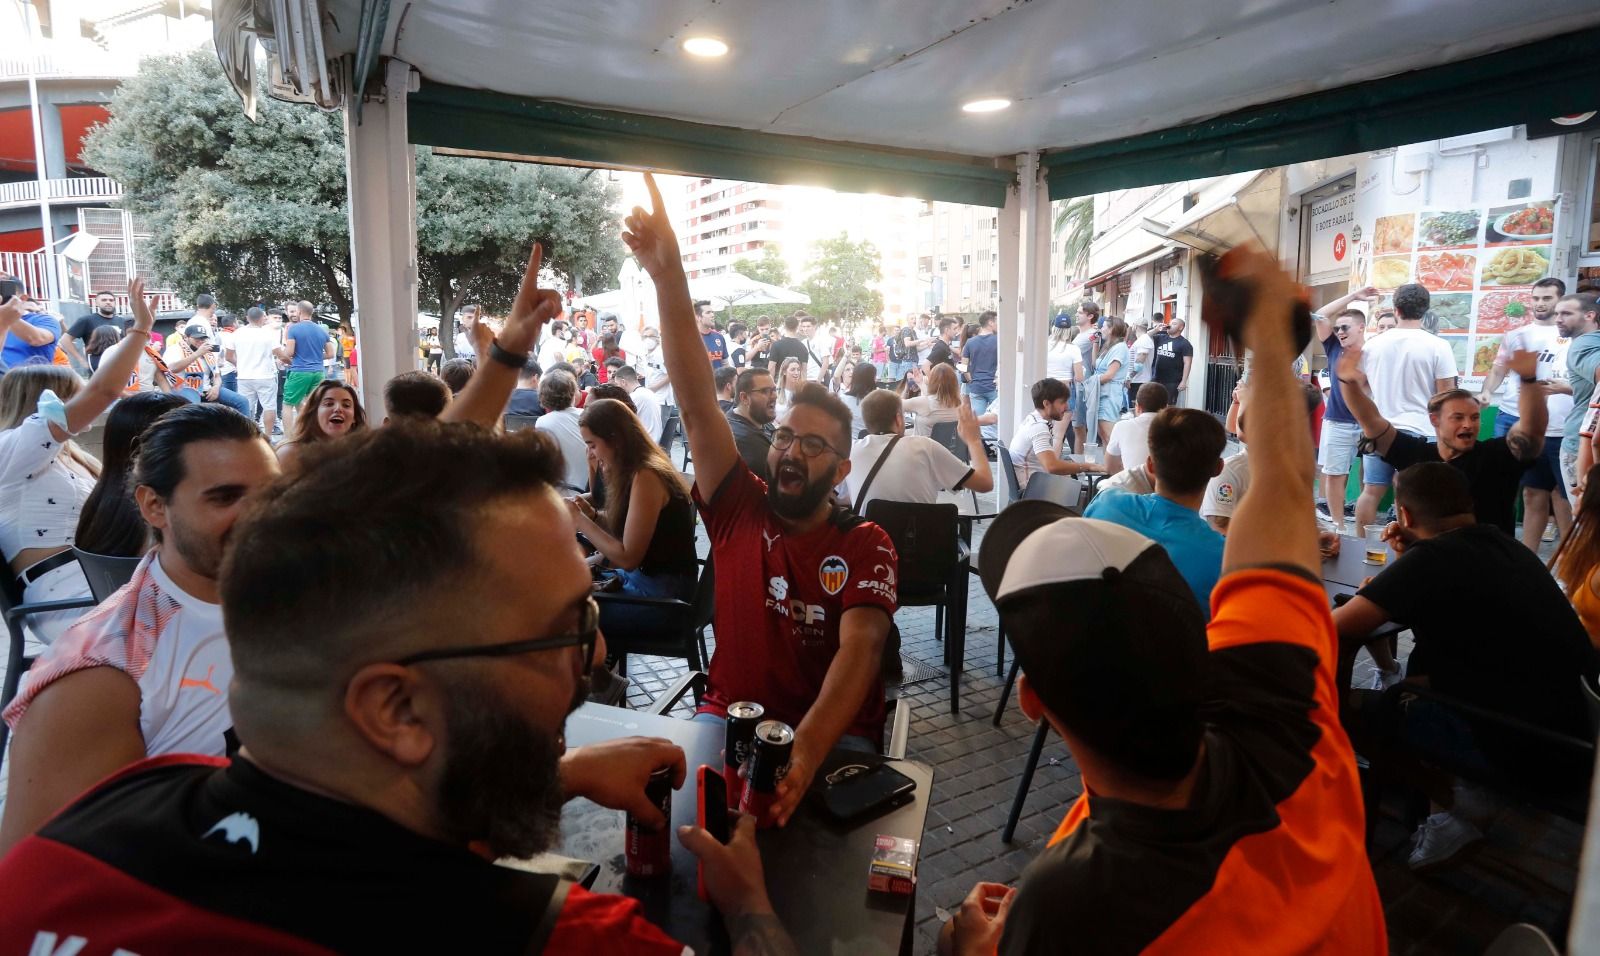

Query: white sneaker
[[1368, 665, 1403, 690], [1407, 812, 1482, 870]]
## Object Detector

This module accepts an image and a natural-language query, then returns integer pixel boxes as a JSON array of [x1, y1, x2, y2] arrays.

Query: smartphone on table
[[696, 765, 729, 902]]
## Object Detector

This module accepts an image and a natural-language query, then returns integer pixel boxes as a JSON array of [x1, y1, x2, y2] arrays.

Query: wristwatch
[[488, 339, 528, 369]]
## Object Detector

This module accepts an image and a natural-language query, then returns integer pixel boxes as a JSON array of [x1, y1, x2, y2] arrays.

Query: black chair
[[1002, 720, 1052, 843], [864, 500, 968, 714], [1022, 472, 1083, 509], [595, 557, 715, 707], [991, 439, 1022, 505], [72, 548, 141, 603], [659, 409, 691, 471], [1, 562, 97, 768], [503, 413, 541, 432]]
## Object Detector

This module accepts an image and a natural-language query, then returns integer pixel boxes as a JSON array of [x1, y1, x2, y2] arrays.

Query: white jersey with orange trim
[[3, 551, 233, 758]]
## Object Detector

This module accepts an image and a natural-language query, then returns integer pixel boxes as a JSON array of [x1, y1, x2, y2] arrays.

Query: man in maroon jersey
[[622, 176, 898, 830], [0, 245, 801, 956]]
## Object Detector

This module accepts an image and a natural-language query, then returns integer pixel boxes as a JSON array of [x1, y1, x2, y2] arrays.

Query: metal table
[[559, 703, 934, 956]]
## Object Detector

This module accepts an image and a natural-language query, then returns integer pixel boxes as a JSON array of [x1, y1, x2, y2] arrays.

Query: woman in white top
[[1046, 317, 1085, 385], [0, 281, 159, 643], [775, 357, 804, 412], [904, 363, 997, 438]]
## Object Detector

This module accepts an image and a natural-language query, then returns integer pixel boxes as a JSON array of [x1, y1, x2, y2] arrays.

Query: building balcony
[[0, 51, 141, 83], [0, 177, 122, 211]]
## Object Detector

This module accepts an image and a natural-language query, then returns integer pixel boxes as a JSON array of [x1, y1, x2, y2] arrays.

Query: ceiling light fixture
[[962, 98, 1011, 114], [683, 37, 729, 58]]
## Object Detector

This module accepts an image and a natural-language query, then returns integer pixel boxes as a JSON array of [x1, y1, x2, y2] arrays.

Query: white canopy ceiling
[[319, 0, 1600, 158]]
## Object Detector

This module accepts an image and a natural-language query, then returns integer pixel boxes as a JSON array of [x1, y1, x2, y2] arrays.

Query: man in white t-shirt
[[610, 364, 663, 441], [534, 370, 589, 492], [232, 306, 282, 435], [1353, 283, 1457, 532], [1476, 277, 1572, 549], [1126, 320, 1156, 410], [0, 404, 279, 855], [1106, 382, 1169, 476], [847, 390, 992, 511], [1009, 378, 1103, 490]]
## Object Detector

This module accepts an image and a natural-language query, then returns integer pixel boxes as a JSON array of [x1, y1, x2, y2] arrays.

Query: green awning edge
[[1043, 26, 1600, 200], [408, 80, 1016, 208]]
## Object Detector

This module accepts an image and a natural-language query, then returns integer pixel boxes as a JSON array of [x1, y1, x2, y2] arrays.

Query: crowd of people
[[0, 176, 1598, 954]]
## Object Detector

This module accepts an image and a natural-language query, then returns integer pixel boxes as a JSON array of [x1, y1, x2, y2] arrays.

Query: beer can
[[739, 720, 794, 828], [723, 701, 765, 811], [625, 767, 673, 877]]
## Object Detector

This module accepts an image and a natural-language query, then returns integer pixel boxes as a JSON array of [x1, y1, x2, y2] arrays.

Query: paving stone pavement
[[612, 491, 1584, 954]]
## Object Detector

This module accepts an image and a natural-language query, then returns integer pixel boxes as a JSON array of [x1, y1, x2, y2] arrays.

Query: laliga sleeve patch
[[1215, 482, 1235, 503], [820, 556, 849, 595]]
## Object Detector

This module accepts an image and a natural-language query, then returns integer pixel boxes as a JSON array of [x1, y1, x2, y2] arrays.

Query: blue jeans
[[689, 711, 878, 754], [175, 386, 253, 420], [596, 567, 697, 643], [1492, 410, 1517, 439], [968, 385, 998, 440], [221, 371, 237, 392]]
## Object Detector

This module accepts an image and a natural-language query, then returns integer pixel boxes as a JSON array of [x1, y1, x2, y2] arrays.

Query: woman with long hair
[[74, 392, 188, 557], [277, 380, 368, 471], [839, 362, 878, 437], [902, 362, 997, 438], [1552, 463, 1600, 648], [85, 324, 121, 372], [776, 357, 804, 411], [570, 397, 697, 610], [0, 282, 157, 641], [1094, 319, 1130, 445]]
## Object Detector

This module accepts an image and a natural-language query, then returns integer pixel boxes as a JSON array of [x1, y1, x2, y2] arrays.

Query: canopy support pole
[[995, 162, 1021, 453], [1020, 152, 1051, 397], [343, 58, 419, 417]]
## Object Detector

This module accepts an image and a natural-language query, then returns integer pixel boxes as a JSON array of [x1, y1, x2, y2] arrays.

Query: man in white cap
[[938, 247, 1383, 956]]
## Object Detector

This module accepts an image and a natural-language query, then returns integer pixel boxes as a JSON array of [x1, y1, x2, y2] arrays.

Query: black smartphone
[[0, 278, 21, 305], [815, 762, 916, 824], [696, 765, 729, 902]]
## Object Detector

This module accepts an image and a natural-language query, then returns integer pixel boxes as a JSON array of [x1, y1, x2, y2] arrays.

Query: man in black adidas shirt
[[0, 246, 799, 956]]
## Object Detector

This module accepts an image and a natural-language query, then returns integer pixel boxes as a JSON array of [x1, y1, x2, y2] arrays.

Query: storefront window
[[1588, 138, 1600, 255]]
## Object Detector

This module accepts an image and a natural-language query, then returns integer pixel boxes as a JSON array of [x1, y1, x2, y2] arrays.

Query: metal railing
[[0, 177, 122, 209], [0, 53, 140, 81], [0, 252, 50, 296]]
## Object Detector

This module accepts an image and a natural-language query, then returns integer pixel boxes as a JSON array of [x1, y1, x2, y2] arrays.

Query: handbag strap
[[852, 434, 904, 515]]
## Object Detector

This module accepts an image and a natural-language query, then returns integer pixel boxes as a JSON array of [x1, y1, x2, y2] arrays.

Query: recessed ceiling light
[[962, 98, 1011, 114], [683, 37, 729, 58]]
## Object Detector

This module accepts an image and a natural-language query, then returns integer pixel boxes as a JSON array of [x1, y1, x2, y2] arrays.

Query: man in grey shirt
[[726, 367, 777, 481]]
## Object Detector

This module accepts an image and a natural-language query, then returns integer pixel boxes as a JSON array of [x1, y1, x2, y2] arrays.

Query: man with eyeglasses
[[1312, 286, 1378, 534], [0, 246, 798, 955], [728, 367, 778, 480], [626, 175, 899, 830]]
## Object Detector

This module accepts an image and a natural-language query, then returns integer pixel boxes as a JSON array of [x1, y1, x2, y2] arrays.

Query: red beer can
[[723, 701, 765, 811], [739, 719, 794, 829], [625, 767, 673, 877]]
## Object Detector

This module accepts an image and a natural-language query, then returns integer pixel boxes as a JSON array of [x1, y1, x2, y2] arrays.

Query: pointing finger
[[643, 172, 665, 220]]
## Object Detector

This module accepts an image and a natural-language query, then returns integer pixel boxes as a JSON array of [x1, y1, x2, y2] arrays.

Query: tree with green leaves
[[724, 244, 791, 327], [799, 233, 882, 325], [1053, 196, 1095, 282], [84, 49, 623, 359]]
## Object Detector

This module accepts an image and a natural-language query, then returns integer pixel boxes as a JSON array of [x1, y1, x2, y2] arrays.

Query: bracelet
[[125, 328, 150, 338], [488, 339, 528, 369], [1520, 375, 1538, 385]]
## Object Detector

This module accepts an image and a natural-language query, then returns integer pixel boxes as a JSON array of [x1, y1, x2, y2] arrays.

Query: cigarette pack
[[868, 834, 917, 895]]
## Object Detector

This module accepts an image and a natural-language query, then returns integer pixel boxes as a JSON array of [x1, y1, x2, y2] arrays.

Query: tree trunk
[[437, 278, 457, 361]]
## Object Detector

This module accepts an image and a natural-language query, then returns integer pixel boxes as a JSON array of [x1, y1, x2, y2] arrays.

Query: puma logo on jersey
[[203, 812, 260, 854], [179, 664, 221, 696]]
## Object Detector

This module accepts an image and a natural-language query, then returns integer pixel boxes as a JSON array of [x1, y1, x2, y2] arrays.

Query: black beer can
[[739, 720, 794, 828], [625, 766, 673, 877], [724, 701, 765, 810]]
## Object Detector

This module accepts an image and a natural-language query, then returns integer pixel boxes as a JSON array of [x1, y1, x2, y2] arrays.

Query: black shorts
[[1520, 435, 1566, 494]]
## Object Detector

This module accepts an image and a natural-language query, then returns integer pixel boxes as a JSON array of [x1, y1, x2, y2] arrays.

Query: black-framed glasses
[[771, 427, 845, 459], [395, 597, 599, 669]]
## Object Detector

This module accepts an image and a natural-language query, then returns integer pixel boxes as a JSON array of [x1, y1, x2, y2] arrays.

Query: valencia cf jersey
[[693, 463, 898, 742], [0, 755, 689, 955]]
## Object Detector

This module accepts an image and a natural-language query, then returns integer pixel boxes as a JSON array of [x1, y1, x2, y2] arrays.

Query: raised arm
[[0, 311, 54, 346], [1313, 286, 1378, 341], [624, 174, 737, 498], [955, 398, 995, 493], [1220, 248, 1320, 577], [440, 244, 561, 428], [60, 279, 158, 437], [1333, 342, 1399, 456]]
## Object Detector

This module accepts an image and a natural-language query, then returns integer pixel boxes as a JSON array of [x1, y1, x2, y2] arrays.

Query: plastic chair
[[595, 557, 715, 706], [864, 500, 968, 714], [1, 561, 97, 769], [1022, 472, 1083, 510], [72, 548, 142, 603], [991, 439, 1022, 506]]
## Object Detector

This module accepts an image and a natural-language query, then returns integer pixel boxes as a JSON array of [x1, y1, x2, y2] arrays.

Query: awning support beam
[[343, 58, 420, 417]]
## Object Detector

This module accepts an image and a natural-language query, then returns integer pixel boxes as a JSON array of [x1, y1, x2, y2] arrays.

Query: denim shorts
[[1521, 435, 1565, 494], [1318, 419, 1362, 476], [1361, 430, 1424, 487]]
